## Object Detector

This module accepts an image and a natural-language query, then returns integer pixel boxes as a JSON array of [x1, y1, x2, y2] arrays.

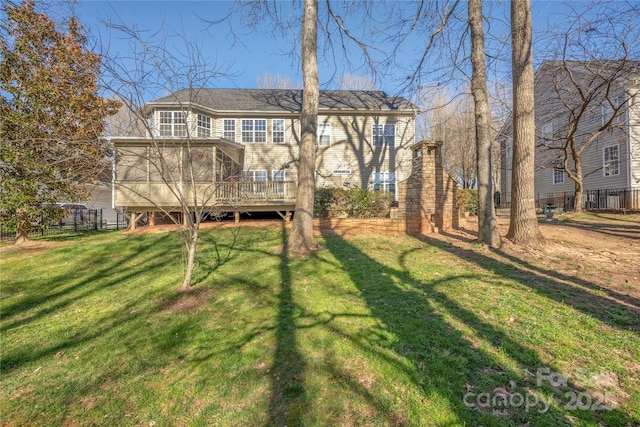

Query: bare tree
[[419, 87, 476, 189], [100, 22, 236, 291], [287, 0, 320, 255], [256, 72, 300, 89], [535, 60, 638, 211], [337, 73, 378, 90], [468, 0, 501, 247], [506, 0, 542, 244], [533, 2, 640, 211]]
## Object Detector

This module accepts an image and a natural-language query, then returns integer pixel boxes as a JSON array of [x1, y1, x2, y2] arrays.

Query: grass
[[1, 225, 639, 426]]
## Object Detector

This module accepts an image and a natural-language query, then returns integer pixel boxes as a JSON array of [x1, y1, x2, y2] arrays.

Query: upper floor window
[[553, 168, 565, 184], [272, 119, 285, 143], [373, 124, 395, 147], [603, 145, 620, 177], [197, 114, 211, 137], [317, 123, 331, 147], [159, 111, 187, 137], [223, 119, 236, 141], [602, 96, 623, 126], [242, 119, 267, 143], [541, 123, 553, 142]]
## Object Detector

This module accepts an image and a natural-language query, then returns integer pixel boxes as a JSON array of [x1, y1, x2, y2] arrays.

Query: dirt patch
[[158, 287, 215, 314], [0, 240, 71, 256], [451, 212, 640, 302]]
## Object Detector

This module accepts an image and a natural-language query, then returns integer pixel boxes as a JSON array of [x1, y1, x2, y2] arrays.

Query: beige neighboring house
[[111, 89, 418, 217], [500, 60, 640, 208]]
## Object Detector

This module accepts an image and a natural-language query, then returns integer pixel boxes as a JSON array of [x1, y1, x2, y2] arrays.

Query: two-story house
[[500, 60, 640, 210], [112, 89, 418, 218]]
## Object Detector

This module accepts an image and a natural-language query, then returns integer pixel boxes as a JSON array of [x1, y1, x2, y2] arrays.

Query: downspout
[[110, 138, 116, 210]]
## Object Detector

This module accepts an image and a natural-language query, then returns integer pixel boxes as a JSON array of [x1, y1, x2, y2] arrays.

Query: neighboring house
[[112, 89, 418, 216], [500, 60, 640, 208]]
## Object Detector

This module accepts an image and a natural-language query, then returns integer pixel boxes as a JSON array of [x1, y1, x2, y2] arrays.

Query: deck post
[[234, 211, 240, 223]]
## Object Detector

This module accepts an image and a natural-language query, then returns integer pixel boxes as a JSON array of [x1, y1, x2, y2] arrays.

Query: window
[[272, 170, 286, 195], [553, 168, 565, 184], [373, 124, 395, 147], [602, 97, 623, 126], [603, 145, 620, 176], [541, 123, 553, 141], [197, 114, 211, 138], [242, 170, 267, 181], [373, 171, 396, 194], [317, 123, 331, 146], [223, 119, 236, 141], [241, 119, 267, 143], [242, 170, 267, 197], [159, 111, 187, 137], [272, 119, 285, 143]]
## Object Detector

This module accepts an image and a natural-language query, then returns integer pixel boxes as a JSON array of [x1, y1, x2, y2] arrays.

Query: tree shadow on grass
[[267, 223, 307, 426], [434, 231, 640, 333], [550, 217, 640, 240], [0, 233, 176, 333], [322, 232, 637, 426]]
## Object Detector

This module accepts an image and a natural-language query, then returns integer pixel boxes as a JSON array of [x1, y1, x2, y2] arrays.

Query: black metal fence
[[496, 187, 640, 213], [0, 208, 129, 241]]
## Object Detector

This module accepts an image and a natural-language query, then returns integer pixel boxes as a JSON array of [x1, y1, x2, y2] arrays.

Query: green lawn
[[1, 225, 638, 426]]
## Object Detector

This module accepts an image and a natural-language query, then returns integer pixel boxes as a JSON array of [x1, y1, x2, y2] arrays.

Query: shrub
[[314, 187, 393, 218], [457, 189, 478, 215]]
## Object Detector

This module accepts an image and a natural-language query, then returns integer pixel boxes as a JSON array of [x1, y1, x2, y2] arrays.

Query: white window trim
[[317, 123, 331, 147], [603, 144, 620, 177], [372, 123, 395, 147], [552, 168, 565, 184], [196, 114, 211, 138], [541, 123, 553, 141], [223, 118, 236, 142], [272, 170, 286, 181], [602, 96, 622, 126], [272, 119, 286, 144], [158, 111, 187, 137], [241, 119, 267, 144], [243, 169, 267, 181], [372, 171, 396, 193]]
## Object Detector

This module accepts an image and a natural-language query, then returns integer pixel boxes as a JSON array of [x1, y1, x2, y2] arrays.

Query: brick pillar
[[398, 140, 458, 234]]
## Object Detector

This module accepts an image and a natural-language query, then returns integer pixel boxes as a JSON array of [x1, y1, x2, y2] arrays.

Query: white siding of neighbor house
[[532, 65, 635, 196], [629, 86, 640, 188]]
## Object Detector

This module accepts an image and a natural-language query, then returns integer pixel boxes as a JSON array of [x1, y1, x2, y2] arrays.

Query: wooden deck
[[114, 180, 297, 212]]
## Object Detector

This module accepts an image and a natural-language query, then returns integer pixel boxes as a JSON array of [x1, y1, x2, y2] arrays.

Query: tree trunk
[[506, 0, 543, 244], [573, 158, 584, 212], [468, 0, 501, 248], [287, 0, 319, 256], [16, 222, 29, 244], [180, 228, 199, 291]]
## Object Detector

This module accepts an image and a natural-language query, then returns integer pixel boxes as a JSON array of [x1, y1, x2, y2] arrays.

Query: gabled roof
[[147, 89, 418, 113], [536, 59, 640, 85]]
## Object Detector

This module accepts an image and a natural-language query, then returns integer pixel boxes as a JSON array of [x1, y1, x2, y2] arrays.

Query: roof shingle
[[149, 89, 417, 112]]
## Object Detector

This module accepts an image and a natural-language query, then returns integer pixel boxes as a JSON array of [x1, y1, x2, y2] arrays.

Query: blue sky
[[70, 0, 636, 102]]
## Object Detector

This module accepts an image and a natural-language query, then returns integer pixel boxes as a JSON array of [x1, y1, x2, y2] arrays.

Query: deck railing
[[214, 180, 297, 204]]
